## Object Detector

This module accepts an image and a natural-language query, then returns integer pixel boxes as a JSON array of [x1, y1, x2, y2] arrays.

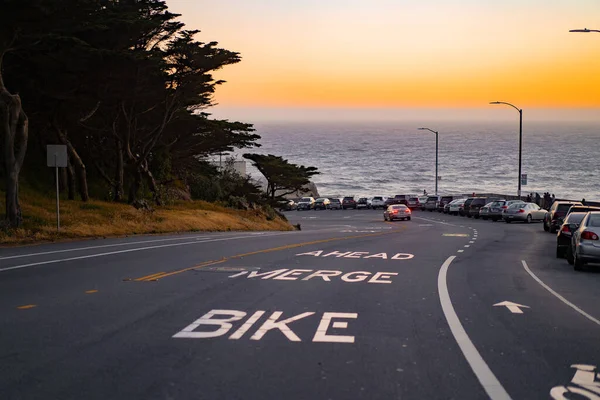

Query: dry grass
[[0, 190, 292, 245]]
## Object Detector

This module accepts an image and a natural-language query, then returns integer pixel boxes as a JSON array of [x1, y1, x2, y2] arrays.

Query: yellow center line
[[85, 290, 99, 294], [133, 226, 407, 282], [17, 304, 37, 310]]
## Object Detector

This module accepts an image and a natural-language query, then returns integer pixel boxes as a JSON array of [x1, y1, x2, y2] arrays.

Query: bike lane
[[445, 220, 600, 399]]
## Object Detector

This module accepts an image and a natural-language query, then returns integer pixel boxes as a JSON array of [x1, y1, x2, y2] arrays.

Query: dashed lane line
[[522, 260, 600, 327], [438, 256, 512, 400]]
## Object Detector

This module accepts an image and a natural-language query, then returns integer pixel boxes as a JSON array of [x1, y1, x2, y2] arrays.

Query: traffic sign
[[521, 173, 528, 185]]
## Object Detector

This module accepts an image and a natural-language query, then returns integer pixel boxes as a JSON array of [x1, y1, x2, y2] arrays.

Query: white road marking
[[413, 216, 463, 227], [469, 241, 475, 244], [438, 256, 512, 400], [493, 301, 530, 314], [296, 250, 414, 260], [0, 235, 212, 260], [464, 245, 470, 248], [522, 260, 600, 327], [0, 233, 285, 273], [457, 250, 464, 253], [313, 312, 357, 343]]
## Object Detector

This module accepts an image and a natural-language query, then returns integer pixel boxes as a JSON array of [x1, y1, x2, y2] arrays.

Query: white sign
[[173, 309, 358, 343], [296, 250, 414, 260], [228, 268, 398, 284]]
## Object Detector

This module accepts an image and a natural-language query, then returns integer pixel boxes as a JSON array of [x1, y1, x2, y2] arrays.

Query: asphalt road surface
[[1, 209, 600, 400]]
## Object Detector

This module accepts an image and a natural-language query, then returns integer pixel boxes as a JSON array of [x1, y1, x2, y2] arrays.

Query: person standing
[[535, 192, 541, 206], [526, 194, 532, 202]]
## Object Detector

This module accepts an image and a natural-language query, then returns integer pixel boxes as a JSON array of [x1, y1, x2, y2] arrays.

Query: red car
[[342, 197, 357, 210]]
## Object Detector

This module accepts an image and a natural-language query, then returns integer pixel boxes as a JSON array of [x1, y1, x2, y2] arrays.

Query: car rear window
[[426, 197, 438, 201], [392, 205, 407, 209], [557, 204, 573, 212], [471, 199, 486, 205], [508, 203, 523, 209], [409, 197, 419, 201], [588, 214, 600, 227], [566, 213, 587, 224], [373, 197, 383, 200], [491, 201, 505, 207], [441, 196, 453, 201]]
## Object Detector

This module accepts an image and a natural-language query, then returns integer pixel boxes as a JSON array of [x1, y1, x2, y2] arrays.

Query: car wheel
[[526, 214, 532, 224], [543, 221, 549, 232], [482, 216, 487, 220], [574, 250, 584, 271], [556, 247, 562, 258], [407, 216, 411, 221], [550, 227, 556, 234], [566, 246, 574, 265], [474, 215, 480, 219], [505, 219, 511, 223]]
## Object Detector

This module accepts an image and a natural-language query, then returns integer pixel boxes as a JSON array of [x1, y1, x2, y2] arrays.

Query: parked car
[[383, 204, 412, 221], [448, 199, 466, 215], [407, 197, 421, 209], [486, 200, 525, 221], [356, 197, 370, 209], [418, 196, 429, 210], [329, 198, 342, 210], [296, 197, 315, 211], [543, 201, 583, 233], [468, 197, 503, 218], [314, 197, 331, 210], [444, 198, 463, 213], [565, 205, 600, 218], [342, 196, 357, 210], [278, 199, 296, 211], [437, 195, 455, 213], [424, 196, 440, 211], [503, 202, 546, 223], [371, 196, 388, 210], [479, 202, 494, 220], [461, 197, 476, 217], [566, 211, 600, 270], [556, 212, 588, 258]]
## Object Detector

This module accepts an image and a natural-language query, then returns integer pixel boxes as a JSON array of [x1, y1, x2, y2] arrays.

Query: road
[[1, 208, 599, 399]]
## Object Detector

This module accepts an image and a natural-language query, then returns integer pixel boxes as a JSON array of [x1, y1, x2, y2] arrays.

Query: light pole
[[418, 127, 439, 195], [490, 101, 523, 198], [569, 28, 600, 33]]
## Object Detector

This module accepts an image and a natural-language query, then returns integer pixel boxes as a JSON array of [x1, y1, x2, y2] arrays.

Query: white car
[[370, 196, 388, 210], [449, 199, 466, 216], [296, 197, 315, 211]]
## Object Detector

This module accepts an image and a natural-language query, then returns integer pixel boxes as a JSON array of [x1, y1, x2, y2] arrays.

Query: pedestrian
[[526, 193, 532, 202], [551, 194, 555, 205], [582, 198, 587, 206], [535, 192, 541, 206]]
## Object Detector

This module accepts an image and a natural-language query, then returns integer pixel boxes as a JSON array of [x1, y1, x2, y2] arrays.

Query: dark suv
[[461, 197, 477, 217], [342, 197, 357, 210], [437, 196, 454, 213], [543, 201, 582, 233], [468, 197, 502, 218]]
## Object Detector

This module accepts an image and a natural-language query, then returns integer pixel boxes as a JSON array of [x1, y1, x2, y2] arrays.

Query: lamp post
[[418, 127, 439, 195], [569, 28, 600, 33], [489, 101, 523, 199]]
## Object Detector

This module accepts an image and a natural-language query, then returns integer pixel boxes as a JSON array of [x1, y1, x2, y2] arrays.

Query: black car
[[468, 197, 502, 218], [543, 201, 582, 233], [342, 197, 357, 209], [556, 212, 588, 258], [461, 197, 476, 216], [356, 197, 370, 209], [437, 195, 454, 213]]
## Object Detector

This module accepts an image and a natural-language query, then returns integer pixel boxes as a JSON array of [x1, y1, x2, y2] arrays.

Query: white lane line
[[522, 260, 600, 327], [0, 233, 285, 273], [413, 216, 463, 228], [469, 241, 475, 244], [0, 235, 213, 260], [438, 256, 512, 400], [457, 250, 464, 253], [464, 245, 470, 248]]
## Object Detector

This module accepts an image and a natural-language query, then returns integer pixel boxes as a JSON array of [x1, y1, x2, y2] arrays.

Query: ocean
[[240, 120, 600, 201]]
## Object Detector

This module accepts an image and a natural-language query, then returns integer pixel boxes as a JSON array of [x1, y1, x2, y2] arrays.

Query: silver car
[[567, 211, 600, 270], [384, 204, 412, 221], [487, 200, 524, 221], [503, 202, 546, 223]]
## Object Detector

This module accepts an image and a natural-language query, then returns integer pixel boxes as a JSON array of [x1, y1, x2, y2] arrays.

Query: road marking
[[0, 235, 212, 260], [0, 233, 285, 273], [413, 216, 463, 227], [469, 241, 475, 244], [443, 233, 469, 237], [133, 228, 407, 281], [493, 301, 529, 314], [438, 256, 512, 400], [296, 250, 414, 260], [464, 245, 470, 248], [457, 250, 464, 253], [522, 260, 600, 327], [85, 290, 98, 294], [17, 304, 37, 310], [228, 268, 398, 284]]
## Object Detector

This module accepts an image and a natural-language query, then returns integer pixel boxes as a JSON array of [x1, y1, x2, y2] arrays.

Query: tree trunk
[[141, 161, 162, 206], [114, 139, 124, 202], [66, 160, 76, 200], [128, 167, 142, 204], [1, 82, 28, 229]]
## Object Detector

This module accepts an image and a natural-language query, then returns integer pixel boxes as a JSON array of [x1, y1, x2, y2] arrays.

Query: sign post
[[47, 145, 68, 231], [521, 173, 528, 186]]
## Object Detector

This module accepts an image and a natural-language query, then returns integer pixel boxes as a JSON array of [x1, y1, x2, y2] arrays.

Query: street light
[[489, 101, 523, 198], [418, 127, 439, 195], [569, 28, 600, 33]]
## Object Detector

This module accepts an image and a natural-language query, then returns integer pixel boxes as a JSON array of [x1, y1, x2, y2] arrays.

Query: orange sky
[[167, 1, 600, 112]]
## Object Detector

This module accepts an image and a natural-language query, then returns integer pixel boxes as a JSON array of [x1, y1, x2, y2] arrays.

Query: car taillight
[[501, 206, 508, 209], [561, 225, 570, 233], [517, 209, 525, 213], [405, 209, 411, 213], [582, 231, 599, 240]]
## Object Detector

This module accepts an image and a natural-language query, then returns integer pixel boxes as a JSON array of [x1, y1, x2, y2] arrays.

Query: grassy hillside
[[0, 189, 292, 245]]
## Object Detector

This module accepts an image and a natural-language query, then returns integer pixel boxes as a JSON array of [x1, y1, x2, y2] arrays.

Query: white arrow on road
[[493, 301, 530, 314]]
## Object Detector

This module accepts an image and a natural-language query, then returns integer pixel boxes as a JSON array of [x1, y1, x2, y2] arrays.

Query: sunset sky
[[167, 1, 600, 120]]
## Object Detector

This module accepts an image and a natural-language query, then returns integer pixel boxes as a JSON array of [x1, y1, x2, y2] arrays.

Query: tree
[[243, 154, 319, 202]]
